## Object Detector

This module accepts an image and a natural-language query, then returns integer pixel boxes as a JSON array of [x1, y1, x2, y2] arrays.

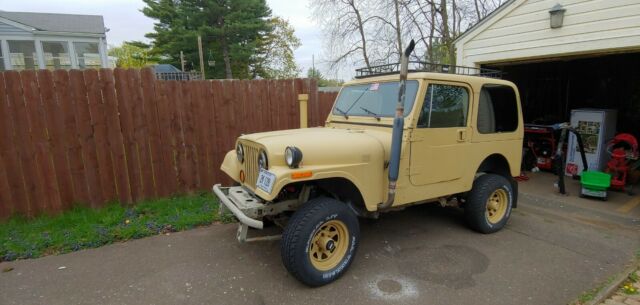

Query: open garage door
[[484, 52, 640, 138]]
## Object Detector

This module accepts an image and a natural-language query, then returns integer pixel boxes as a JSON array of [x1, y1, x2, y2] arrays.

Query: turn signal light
[[291, 171, 312, 179], [239, 170, 245, 183]]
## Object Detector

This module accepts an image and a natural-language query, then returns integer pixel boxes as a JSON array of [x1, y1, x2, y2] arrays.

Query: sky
[[0, 0, 342, 78]]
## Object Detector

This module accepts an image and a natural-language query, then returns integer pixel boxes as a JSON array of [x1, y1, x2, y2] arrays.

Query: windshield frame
[[330, 80, 420, 119]]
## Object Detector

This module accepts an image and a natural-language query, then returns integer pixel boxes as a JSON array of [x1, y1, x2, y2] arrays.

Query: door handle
[[457, 129, 466, 142]]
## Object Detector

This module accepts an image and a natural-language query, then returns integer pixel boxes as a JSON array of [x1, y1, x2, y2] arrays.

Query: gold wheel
[[308, 220, 349, 271], [486, 189, 508, 224]]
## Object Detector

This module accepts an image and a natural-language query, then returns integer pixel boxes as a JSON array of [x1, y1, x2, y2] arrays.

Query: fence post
[[298, 93, 308, 128]]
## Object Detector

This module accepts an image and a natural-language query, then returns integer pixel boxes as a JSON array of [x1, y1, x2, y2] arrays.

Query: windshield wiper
[[359, 106, 381, 121], [335, 106, 349, 119], [344, 87, 370, 113]]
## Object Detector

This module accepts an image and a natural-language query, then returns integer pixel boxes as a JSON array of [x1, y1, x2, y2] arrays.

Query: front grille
[[243, 143, 260, 188]]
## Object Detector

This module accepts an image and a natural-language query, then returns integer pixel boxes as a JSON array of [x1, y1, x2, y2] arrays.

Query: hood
[[238, 127, 391, 167]]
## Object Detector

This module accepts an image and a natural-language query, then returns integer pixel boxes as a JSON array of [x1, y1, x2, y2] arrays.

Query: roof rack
[[354, 61, 502, 79]]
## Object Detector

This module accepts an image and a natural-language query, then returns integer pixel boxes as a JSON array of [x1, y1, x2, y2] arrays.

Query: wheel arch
[[314, 177, 369, 214], [475, 153, 518, 208], [477, 153, 512, 177], [281, 176, 372, 215]]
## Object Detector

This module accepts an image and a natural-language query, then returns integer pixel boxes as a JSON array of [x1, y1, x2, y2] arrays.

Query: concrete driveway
[[1, 194, 638, 305]]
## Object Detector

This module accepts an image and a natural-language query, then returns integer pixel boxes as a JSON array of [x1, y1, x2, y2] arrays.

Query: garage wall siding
[[456, 0, 640, 66]]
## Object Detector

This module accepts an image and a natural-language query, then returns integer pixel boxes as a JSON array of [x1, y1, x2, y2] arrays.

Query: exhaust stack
[[379, 39, 415, 210]]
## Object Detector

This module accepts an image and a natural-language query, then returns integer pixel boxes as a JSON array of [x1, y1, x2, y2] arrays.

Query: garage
[[483, 52, 640, 137], [455, 0, 640, 202], [455, 0, 640, 134]]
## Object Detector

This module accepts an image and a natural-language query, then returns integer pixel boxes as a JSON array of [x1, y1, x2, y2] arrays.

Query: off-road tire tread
[[465, 174, 513, 234], [280, 197, 358, 287]]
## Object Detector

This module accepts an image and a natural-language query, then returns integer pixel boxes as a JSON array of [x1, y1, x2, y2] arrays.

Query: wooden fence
[[0, 68, 338, 218]]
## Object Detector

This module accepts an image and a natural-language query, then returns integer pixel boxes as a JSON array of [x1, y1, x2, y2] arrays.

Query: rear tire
[[465, 174, 514, 234], [281, 197, 360, 287]]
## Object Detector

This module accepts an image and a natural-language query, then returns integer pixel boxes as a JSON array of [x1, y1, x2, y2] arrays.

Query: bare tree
[[393, 0, 403, 54], [312, 0, 372, 70], [365, 0, 406, 62], [313, 0, 504, 75], [401, 0, 439, 62], [473, 0, 505, 19], [474, 0, 482, 20], [439, 0, 454, 65]]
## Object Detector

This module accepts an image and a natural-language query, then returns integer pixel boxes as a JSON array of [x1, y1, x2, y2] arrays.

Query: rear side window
[[477, 85, 518, 133], [417, 84, 469, 128]]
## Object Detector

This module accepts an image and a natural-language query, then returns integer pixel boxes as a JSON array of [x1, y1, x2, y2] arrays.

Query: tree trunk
[[221, 40, 233, 79], [218, 15, 233, 79], [452, 0, 457, 35], [393, 0, 403, 59], [473, 0, 482, 20], [428, 1, 436, 62], [450, 0, 458, 66], [439, 0, 456, 67], [350, 0, 371, 69]]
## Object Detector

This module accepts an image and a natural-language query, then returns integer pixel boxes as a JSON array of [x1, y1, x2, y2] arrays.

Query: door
[[409, 82, 472, 186]]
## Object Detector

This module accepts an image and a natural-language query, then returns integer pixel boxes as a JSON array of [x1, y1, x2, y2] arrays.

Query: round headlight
[[236, 143, 244, 163], [258, 150, 268, 170], [285, 146, 303, 168]]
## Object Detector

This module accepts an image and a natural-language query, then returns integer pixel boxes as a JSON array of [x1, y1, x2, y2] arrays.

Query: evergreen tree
[[142, 0, 272, 79], [307, 67, 343, 87]]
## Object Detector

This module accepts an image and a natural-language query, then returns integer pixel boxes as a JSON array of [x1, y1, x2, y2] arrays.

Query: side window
[[417, 84, 469, 128], [477, 85, 518, 134]]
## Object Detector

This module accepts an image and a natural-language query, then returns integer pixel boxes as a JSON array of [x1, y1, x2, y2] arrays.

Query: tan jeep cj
[[213, 41, 523, 286]]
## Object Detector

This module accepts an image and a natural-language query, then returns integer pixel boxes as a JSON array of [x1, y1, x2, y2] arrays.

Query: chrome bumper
[[212, 184, 264, 229]]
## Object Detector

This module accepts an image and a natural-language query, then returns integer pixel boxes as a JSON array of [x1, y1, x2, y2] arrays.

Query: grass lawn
[[0, 192, 232, 262]]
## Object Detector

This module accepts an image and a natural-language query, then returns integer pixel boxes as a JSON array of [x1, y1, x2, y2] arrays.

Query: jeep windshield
[[332, 80, 419, 118]]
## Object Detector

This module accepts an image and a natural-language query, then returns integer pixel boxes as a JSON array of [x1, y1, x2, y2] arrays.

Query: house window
[[477, 84, 519, 133], [417, 84, 469, 128], [73, 42, 101, 69], [0, 43, 5, 71], [42, 41, 72, 70], [8, 40, 38, 71]]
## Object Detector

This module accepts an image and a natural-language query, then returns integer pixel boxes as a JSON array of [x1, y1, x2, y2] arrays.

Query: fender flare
[[475, 154, 518, 208]]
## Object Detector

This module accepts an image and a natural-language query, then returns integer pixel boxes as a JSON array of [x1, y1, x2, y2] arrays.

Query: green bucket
[[580, 170, 611, 191]]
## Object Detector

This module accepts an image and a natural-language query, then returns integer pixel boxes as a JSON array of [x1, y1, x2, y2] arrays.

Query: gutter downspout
[[378, 39, 415, 210]]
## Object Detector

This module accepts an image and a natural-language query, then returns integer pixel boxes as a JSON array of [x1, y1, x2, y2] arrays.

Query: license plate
[[256, 169, 276, 193]]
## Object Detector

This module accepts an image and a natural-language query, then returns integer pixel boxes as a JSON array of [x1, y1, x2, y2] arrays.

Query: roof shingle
[[0, 11, 105, 34]]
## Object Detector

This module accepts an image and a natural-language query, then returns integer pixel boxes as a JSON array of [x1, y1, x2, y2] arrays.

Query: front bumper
[[213, 184, 264, 229]]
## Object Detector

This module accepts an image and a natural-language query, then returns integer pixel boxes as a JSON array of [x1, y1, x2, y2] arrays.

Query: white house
[[0, 11, 110, 71], [454, 0, 640, 134], [454, 0, 640, 67]]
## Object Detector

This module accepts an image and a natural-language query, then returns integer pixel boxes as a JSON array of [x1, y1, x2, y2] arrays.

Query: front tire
[[464, 174, 514, 234], [281, 197, 360, 287]]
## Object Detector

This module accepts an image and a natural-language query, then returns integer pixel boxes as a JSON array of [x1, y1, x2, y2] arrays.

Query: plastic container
[[580, 170, 611, 200], [580, 170, 611, 191]]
